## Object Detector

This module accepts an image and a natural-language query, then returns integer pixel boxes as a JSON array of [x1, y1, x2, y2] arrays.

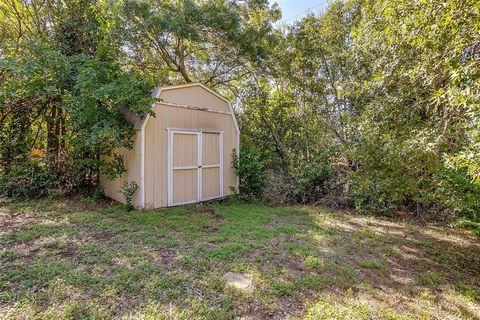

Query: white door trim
[[167, 129, 173, 206], [166, 127, 224, 133]]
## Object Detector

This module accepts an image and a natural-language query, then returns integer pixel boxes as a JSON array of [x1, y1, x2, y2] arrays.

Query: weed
[[457, 281, 479, 301], [419, 271, 444, 288], [357, 260, 385, 270]]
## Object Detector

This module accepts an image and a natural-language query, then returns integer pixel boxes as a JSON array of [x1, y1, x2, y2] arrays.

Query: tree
[[117, 0, 280, 87], [348, 0, 480, 216], [0, 0, 150, 196]]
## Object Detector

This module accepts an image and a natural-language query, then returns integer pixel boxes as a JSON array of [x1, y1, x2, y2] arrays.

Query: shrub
[[347, 170, 408, 215], [0, 160, 59, 199], [262, 171, 292, 205], [430, 168, 480, 222], [232, 145, 265, 197], [289, 148, 333, 204], [119, 181, 138, 210]]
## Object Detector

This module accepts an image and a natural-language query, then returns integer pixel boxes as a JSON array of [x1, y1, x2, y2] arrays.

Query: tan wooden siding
[[101, 132, 142, 206]]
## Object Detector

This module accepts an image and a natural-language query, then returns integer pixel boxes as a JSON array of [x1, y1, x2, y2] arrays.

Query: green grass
[[305, 298, 413, 320], [1, 198, 479, 319], [1, 223, 77, 244], [419, 271, 444, 288], [356, 259, 385, 270]]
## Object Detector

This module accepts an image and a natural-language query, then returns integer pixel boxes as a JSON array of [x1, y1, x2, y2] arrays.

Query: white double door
[[167, 130, 223, 206]]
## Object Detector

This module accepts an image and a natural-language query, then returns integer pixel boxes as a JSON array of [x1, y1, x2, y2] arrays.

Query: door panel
[[202, 133, 220, 166], [201, 132, 222, 200], [173, 169, 198, 204], [174, 134, 198, 168], [170, 132, 199, 205], [202, 167, 220, 200]]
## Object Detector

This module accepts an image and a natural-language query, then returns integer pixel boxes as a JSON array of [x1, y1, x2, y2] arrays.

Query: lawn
[[1, 199, 479, 319]]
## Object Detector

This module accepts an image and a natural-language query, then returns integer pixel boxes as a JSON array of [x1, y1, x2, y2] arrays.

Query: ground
[[0, 198, 479, 320]]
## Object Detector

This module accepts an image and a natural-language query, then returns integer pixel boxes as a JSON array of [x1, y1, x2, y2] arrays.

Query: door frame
[[167, 128, 224, 207]]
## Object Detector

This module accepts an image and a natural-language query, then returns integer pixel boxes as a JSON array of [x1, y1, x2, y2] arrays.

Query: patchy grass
[[1, 198, 479, 319]]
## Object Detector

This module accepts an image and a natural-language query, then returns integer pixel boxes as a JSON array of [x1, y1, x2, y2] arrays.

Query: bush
[[347, 170, 409, 215], [120, 181, 138, 210], [232, 145, 266, 198], [250, 148, 334, 206], [347, 159, 480, 220], [430, 168, 480, 221], [0, 161, 59, 199], [262, 171, 292, 205], [289, 148, 333, 204]]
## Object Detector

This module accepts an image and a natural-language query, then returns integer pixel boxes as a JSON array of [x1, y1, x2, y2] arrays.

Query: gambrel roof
[[122, 83, 239, 135]]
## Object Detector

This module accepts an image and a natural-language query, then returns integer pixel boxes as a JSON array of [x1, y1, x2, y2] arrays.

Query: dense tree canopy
[[1, 0, 479, 223]]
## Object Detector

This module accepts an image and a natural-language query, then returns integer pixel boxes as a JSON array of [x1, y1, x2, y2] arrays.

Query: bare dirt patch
[[194, 207, 223, 220]]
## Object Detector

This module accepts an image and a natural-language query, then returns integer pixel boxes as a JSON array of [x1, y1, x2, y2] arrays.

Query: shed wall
[[101, 132, 142, 207]]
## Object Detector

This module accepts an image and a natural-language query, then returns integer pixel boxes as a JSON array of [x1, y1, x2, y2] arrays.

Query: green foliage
[[289, 148, 333, 203], [120, 181, 138, 210], [61, 54, 151, 182], [0, 160, 59, 199], [346, 0, 480, 216], [232, 146, 265, 197], [238, 0, 480, 222], [0, 19, 150, 197], [430, 168, 480, 221], [117, 0, 280, 83]]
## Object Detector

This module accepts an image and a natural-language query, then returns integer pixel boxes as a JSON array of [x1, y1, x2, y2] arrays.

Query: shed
[[101, 83, 239, 208]]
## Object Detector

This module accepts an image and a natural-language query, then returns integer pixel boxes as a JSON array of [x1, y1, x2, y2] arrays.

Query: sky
[[274, 0, 331, 22]]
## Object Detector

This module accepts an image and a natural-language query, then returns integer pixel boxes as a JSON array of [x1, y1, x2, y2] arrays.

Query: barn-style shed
[[101, 83, 239, 209]]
